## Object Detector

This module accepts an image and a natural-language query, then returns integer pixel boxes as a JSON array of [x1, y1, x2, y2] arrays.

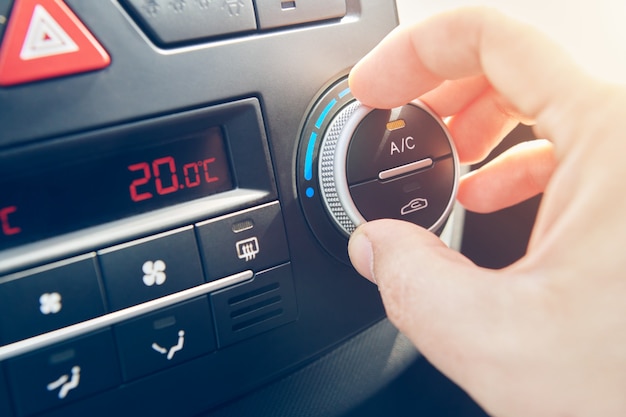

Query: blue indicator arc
[[338, 87, 351, 99], [304, 132, 317, 181], [315, 99, 337, 129], [303, 87, 351, 198]]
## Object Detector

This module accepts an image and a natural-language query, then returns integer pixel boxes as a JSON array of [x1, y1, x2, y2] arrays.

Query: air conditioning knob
[[297, 76, 459, 261], [317, 100, 459, 236]]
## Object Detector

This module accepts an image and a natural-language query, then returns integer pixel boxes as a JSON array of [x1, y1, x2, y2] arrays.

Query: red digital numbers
[[153, 156, 179, 195], [128, 162, 152, 202], [128, 156, 220, 202], [0, 205, 21, 236], [183, 162, 201, 188]]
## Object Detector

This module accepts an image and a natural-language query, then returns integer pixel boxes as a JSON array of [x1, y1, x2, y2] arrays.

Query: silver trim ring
[[318, 101, 364, 235]]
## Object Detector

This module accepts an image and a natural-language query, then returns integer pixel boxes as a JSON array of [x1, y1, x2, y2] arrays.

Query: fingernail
[[348, 229, 376, 284]]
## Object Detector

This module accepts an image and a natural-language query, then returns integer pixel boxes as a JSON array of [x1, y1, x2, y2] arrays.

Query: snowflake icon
[[196, 0, 211, 9], [142, 260, 167, 286], [39, 292, 62, 315], [142, 0, 160, 16], [170, 0, 186, 12], [223, 0, 244, 17]]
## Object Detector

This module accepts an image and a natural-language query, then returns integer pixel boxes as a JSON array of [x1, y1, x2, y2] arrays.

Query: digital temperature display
[[0, 127, 234, 251]]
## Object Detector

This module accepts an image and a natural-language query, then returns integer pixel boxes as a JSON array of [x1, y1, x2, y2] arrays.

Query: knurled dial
[[297, 76, 459, 258]]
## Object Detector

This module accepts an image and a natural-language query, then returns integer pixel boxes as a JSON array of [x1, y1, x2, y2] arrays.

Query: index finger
[[348, 7, 590, 150]]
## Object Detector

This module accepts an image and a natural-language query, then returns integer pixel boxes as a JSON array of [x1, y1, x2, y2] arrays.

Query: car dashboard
[[0, 1, 472, 416]]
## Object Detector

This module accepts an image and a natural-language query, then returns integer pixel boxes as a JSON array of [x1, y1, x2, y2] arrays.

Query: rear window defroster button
[[195, 202, 290, 281]]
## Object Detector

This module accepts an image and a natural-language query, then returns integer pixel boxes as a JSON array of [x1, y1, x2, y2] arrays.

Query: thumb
[[348, 219, 513, 388]]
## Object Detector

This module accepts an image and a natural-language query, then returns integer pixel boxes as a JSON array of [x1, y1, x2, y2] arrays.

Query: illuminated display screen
[[0, 127, 234, 251]]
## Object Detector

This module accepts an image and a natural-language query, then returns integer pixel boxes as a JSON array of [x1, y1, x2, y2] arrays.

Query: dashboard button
[[346, 104, 454, 185], [114, 297, 216, 381], [5, 330, 120, 417], [120, 0, 257, 45], [256, 0, 347, 30], [196, 202, 289, 281], [98, 226, 204, 311], [0, 0, 110, 86], [349, 157, 456, 230], [0, 254, 106, 344], [0, 368, 13, 417]]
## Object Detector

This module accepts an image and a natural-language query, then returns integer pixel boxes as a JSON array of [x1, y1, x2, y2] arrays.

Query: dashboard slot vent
[[211, 264, 297, 347]]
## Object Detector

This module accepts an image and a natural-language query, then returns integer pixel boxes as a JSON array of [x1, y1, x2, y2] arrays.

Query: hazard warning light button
[[0, 0, 110, 86]]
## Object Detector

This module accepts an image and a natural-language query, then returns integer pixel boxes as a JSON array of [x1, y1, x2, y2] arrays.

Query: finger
[[348, 220, 509, 395], [349, 22, 446, 110], [420, 79, 525, 164], [458, 139, 556, 213], [420, 75, 534, 125], [418, 78, 523, 164], [418, 75, 490, 117], [444, 86, 521, 164], [349, 7, 589, 152]]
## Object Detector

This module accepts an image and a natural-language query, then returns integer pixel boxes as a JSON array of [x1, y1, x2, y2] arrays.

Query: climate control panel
[[0, 0, 444, 415], [297, 76, 459, 260]]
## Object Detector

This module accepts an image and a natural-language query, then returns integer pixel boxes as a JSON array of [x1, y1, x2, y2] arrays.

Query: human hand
[[347, 7, 626, 417]]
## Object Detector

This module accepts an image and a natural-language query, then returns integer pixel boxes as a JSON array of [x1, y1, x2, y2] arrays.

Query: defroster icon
[[236, 237, 259, 262]]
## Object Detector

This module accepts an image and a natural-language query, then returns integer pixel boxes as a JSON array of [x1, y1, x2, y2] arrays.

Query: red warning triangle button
[[20, 4, 79, 60], [0, 0, 110, 86]]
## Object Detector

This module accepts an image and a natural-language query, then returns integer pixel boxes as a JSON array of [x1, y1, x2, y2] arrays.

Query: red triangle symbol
[[0, 0, 110, 86]]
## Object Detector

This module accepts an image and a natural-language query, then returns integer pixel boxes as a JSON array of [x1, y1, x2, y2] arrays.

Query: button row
[[1, 263, 297, 417], [120, 0, 348, 46], [0, 201, 289, 345]]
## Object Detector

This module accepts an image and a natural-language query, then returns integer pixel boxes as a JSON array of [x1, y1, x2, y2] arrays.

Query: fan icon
[[142, 260, 167, 286], [39, 292, 62, 315]]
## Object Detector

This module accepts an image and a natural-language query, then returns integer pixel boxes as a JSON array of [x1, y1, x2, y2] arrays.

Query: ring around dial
[[318, 102, 363, 234]]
